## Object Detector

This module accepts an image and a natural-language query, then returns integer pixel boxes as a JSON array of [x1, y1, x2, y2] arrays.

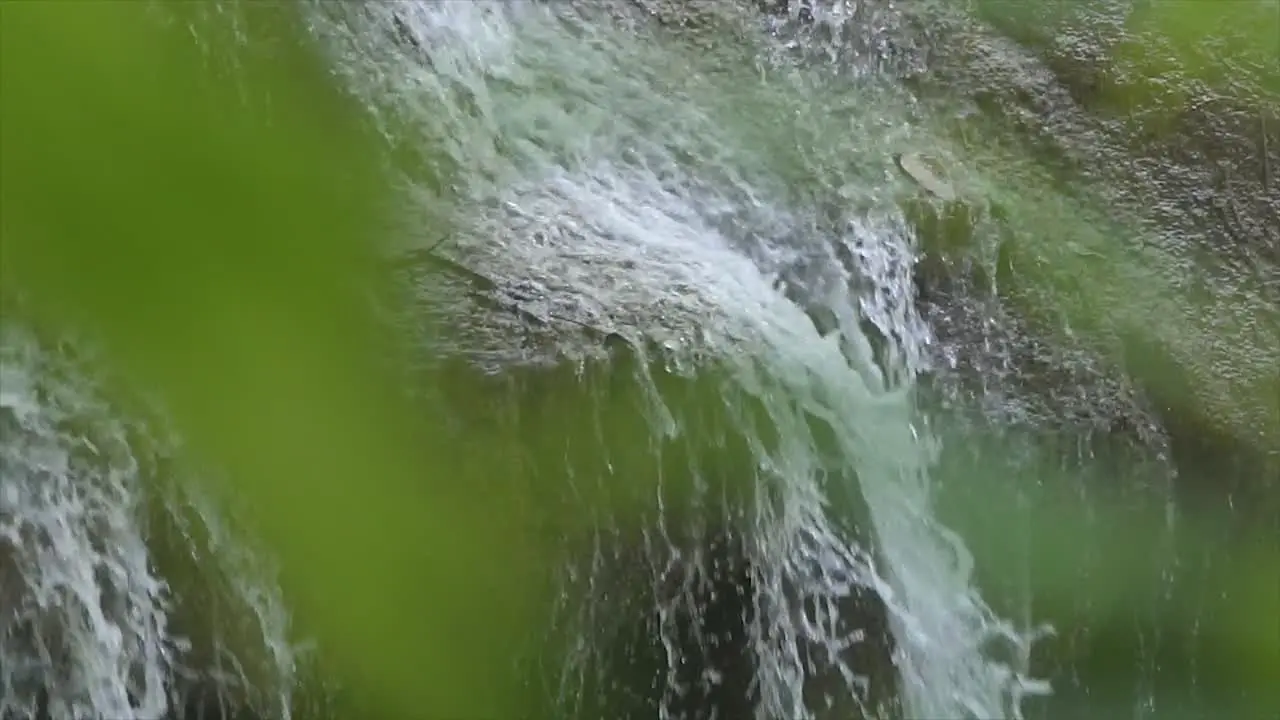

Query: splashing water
[[0, 325, 174, 719], [0, 322, 300, 720]]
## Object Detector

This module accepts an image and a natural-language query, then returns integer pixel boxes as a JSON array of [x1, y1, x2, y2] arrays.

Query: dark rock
[[568, 525, 900, 720]]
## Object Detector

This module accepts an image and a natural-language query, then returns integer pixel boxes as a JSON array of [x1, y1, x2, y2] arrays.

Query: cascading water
[[0, 325, 174, 719], [309, 2, 1048, 717], [0, 321, 301, 718]]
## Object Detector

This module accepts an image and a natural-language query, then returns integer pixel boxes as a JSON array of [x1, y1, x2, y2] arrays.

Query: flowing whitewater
[[0, 325, 174, 719], [311, 2, 1048, 718], [0, 322, 301, 720]]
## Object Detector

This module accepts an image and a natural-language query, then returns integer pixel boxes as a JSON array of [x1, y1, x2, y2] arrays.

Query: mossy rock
[[893, 152, 1014, 303], [890, 121, 1280, 498]]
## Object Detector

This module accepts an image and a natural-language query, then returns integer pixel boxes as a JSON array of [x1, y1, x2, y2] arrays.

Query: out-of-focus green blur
[[0, 3, 549, 717]]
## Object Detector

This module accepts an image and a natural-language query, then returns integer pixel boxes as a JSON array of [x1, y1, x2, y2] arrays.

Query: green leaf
[[1, 4, 547, 716]]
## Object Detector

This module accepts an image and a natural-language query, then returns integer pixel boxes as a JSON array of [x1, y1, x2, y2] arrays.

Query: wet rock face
[[921, 10, 1280, 277], [627, 0, 739, 30], [889, 165, 1175, 458], [629, 532, 760, 720], [963, 0, 1280, 247], [752, 0, 934, 79], [864, 4, 1280, 503]]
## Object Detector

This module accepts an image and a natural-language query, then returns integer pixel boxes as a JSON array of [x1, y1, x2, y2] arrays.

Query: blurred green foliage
[[929, 419, 1280, 716], [0, 3, 550, 717]]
